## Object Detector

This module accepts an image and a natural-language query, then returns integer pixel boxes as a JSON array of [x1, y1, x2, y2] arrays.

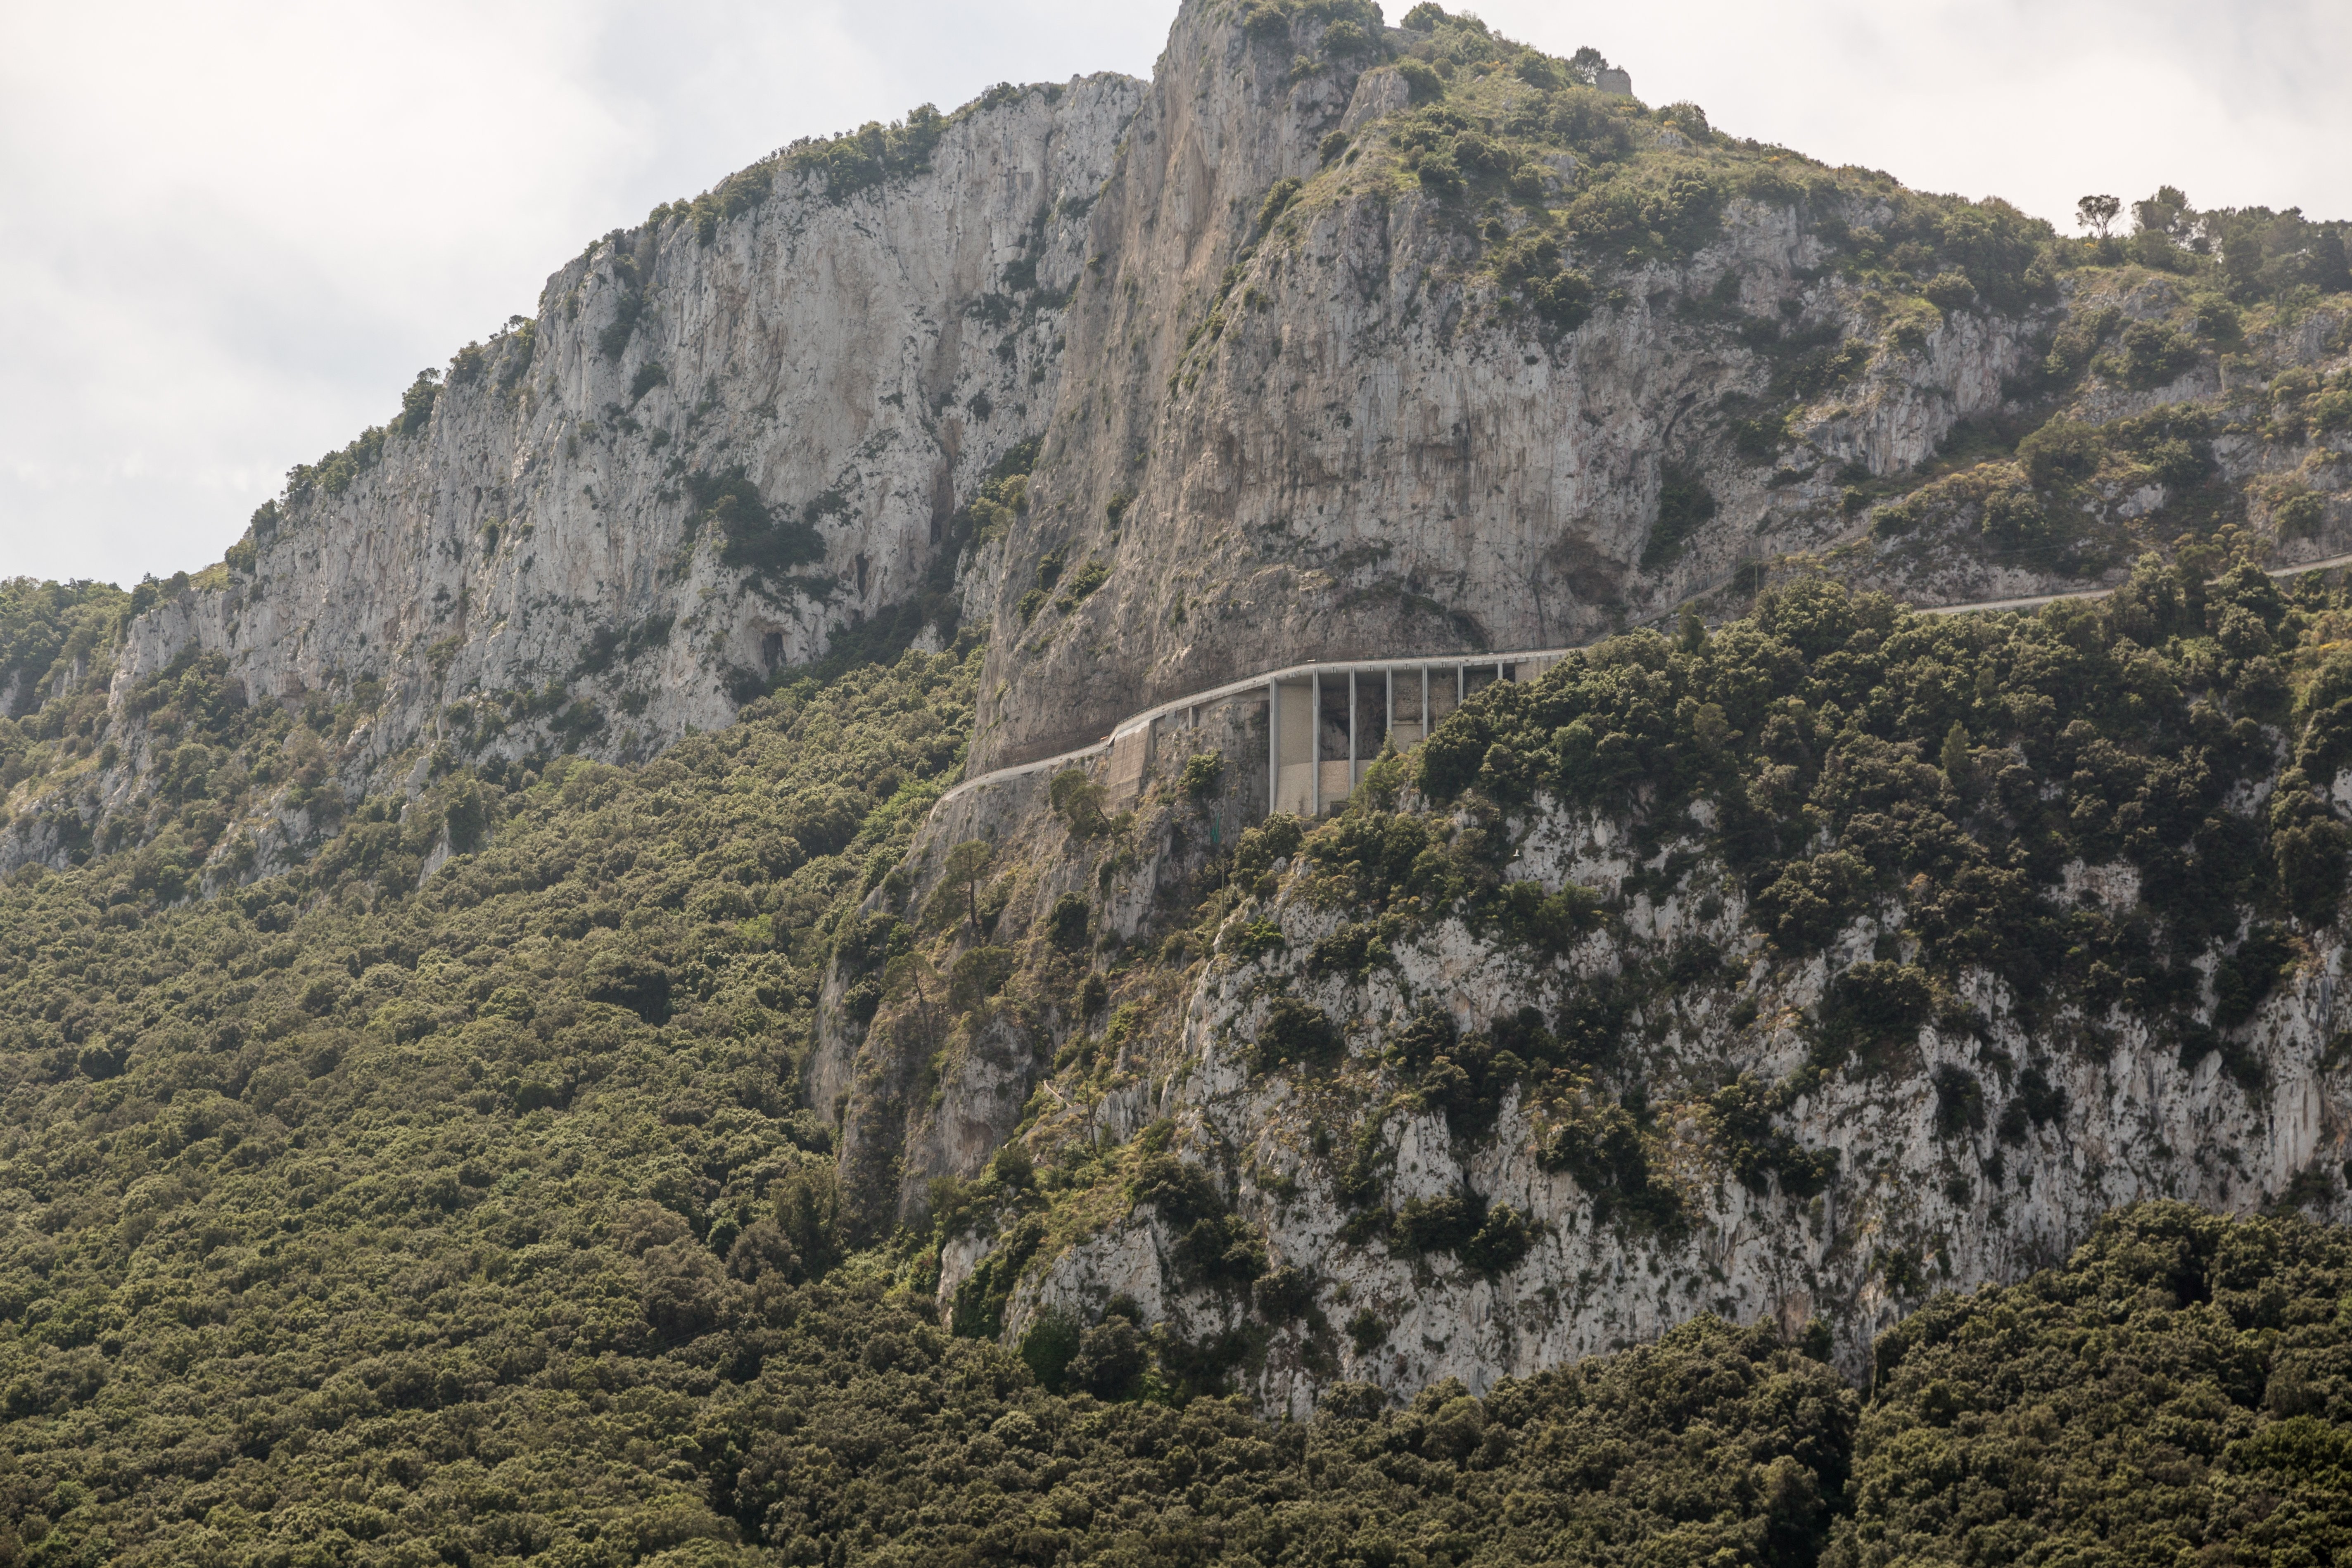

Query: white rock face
[[987, 795, 2352, 1409], [4, 74, 1142, 875], [959, 18, 2057, 775]]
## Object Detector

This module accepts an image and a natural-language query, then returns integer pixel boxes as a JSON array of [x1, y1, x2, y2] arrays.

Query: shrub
[[2018, 418, 2103, 486], [2103, 320, 2200, 389], [1462, 1202, 1533, 1274], [1396, 1190, 1480, 1255], [695, 468, 825, 579], [1049, 768, 1110, 835], [1488, 879, 1602, 954], [1067, 1316, 1147, 1399], [786, 104, 949, 203], [1019, 1307, 1082, 1392], [1396, 58, 1443, 102], [1922, 271, 1976, 311], [1816, 961, 1933, 1071], [2214, 923, 2294, 1029], [1931, 1063, 1985, 1136], [1752, 852, 1870, 954], [1251, 995, 1343, 1073], [2276, 487, 2327, 538], [393, 369, 440, 436], [1254, 1265, 1316, 1321], [1492, 230, 1597, 334], [1255, 177, 1302, 237], [1055, 557, 1111, 611], [1182, 751, 1226, 799], [1042, 892, 1091, 951]]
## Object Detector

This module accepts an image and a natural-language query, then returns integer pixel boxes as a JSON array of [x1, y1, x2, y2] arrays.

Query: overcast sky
[[4, 0, 2347, 587]]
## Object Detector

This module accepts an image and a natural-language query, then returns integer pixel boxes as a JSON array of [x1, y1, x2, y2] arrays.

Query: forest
[[0, 562, 2349, 1561]]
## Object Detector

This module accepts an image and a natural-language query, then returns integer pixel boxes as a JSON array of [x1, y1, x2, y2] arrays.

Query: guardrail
[[929, 548, 2352, 820]]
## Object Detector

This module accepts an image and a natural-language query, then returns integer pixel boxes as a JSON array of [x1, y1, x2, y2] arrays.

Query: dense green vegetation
[[0, 581, 127, 725], [0, 580, 128, 805], [0, 647, 975, 1565], [1210, 562, 2347, 1233], [9, 553, 2352, 1560], [1835, 1203, 2352, 1567], [7, 5, 2352, 1562], [1405, 560, 2345, 987]]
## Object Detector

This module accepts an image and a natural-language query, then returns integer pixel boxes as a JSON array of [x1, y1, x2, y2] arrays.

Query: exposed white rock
[[5, 74, 1144, 876], [990, 798, 2352, 1408]]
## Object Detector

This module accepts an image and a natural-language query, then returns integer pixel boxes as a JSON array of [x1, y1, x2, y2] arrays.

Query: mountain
[[5, 0, 2352, 1560]]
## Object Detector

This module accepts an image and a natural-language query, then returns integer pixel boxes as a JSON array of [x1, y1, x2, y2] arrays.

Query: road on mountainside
[[930, 548, 2352, 813]]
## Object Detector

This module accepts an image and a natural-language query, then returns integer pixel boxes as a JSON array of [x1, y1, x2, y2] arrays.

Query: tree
[[942, 837, 994, 936], [1181, 751, 1225, 800], [1049, 767, 1109, 836], [1940, 721, 1971, 783], [2133, 185, 2194, 242], [2074, 194, 2120, 240]]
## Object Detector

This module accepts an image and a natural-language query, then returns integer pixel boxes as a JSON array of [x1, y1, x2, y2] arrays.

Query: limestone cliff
[[15, 0, 2349, 880], [3, 72, 1141, 875], [1001, 790, 2352, 1407], [863, 565, 2352, 1411]]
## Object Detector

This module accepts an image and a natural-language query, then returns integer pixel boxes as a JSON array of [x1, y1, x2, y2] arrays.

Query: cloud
[[0, 0, 2345, 584], [1474, 0, 2352, 225]]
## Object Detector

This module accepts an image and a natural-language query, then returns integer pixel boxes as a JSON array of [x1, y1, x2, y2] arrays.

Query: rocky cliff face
[[4, 71, 1141, 875], [964, 16, 2056, 770], [861, 563, 2352, 1411], [20, 0, 2350, 878], [998, 797, 2352, 1407]]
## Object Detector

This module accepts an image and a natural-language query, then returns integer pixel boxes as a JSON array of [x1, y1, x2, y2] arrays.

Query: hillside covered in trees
[[0, 605, 2348, 1561], [8, 548, 2352, 1560]]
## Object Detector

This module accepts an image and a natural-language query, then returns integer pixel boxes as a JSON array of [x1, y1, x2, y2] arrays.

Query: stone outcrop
[[28, 0, 2350, 878], [982, 794, 2352, 1408], [6, 72, 1142, 875], [963, 42, 2053, 772]]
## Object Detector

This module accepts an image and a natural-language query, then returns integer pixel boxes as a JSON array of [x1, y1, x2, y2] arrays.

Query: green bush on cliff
[[785, 102, 951, 202], [694, 467, 827, 581], [1396, 563, 2345, 1048]]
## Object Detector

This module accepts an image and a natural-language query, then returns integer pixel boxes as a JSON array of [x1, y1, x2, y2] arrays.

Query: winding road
[[928, 548, 2352, 815]]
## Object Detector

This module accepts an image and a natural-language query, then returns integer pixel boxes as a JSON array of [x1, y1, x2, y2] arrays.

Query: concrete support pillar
[[1385, 669, 1393, 750], [1348, 669, 1358, 788], [1266, 678, 1278, 816], [1310, 669, 1322, 815], [1422, 666, 1429, 732]]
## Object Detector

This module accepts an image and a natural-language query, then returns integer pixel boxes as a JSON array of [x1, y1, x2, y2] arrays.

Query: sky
[[3, 0, 2347, 588]]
